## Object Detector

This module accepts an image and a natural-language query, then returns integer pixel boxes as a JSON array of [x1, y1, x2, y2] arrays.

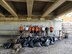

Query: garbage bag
[[43, 39, 50, 46], [22, 41, 29, 47], [34, 42, 41, 47], [41, 37, 50, 46], [29, 40, 34, 47], [3, 42, 12, 49], [49, 37, 55, 45]]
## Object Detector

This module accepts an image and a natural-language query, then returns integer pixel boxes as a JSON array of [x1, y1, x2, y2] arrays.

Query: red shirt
[[29, 26, 32, 32], [32, 26, 35, 31], [35, 26, 39, 32], [19, 26, 24, 31]]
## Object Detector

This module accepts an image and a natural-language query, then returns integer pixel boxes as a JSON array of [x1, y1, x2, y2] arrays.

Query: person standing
[[45, 27, 49, 36], [19, 24, 24, 34]]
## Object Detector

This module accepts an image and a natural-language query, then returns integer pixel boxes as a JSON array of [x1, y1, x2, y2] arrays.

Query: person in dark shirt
[[45, 27, 49, 36]]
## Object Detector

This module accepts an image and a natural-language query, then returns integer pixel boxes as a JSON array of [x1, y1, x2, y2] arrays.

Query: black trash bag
[[33, 36, 39, 43], [27, 36, 31, 42], [43, 39, 50, 46], [39, 37, 45, 45], [53, 37, 55, 42], [22, 41, 29, 47], [34, 42, 41, 47], [28, 40, 34, 47], [10, 43, 14, 48], [33, 37, 42, 47], [41, 36, 50, 46], [3, 42, 12, 49], [49, 37, 55, 45], [21, 37, 29, 47], [22, 36, 34, 47], [28, 37, 34, 47], [40, 37, 45, 42]]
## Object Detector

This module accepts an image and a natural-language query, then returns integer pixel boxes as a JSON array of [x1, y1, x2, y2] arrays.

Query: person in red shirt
[[19, 24, 24, 33], [39, 27, 42, 32], [34, 26, 39, 35], [29, 26, 32, 33], [50, 26, 53, 32], [35, 26, 39, 32], [32, 26, 35, 33]]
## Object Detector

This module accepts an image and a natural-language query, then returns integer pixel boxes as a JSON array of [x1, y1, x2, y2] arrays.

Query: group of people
[[3, 24, 55, 54], [19, 25, 41, 33], [18, 24, 50, 36]]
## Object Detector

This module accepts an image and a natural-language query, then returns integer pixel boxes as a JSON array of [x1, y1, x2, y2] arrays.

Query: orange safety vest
[[19, 26, 24, 31], [35, 26, 39, 32], [32, 26, 35, 31], [29, 26, 32, 32], [39, 27, 42, 32]]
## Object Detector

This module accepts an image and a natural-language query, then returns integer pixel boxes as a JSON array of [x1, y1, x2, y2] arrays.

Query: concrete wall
[[0, 21, 51, 35], [0, 20, 62, 43], [0, 20, 62, 36]]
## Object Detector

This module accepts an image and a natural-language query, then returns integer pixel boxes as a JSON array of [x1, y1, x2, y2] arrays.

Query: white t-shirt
[[25, 27, 29, 31], [42, 27, 45, 31], [48, 32, 54, 37]]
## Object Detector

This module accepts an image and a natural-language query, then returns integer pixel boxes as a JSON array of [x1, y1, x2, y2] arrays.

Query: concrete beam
[[41, 0, 66, 18], [7, 0, 55, 2], [26, 0, 34, 17], [67, 0, 72, 1], [7, 2, 16, 13], [0, 13, 5, 17], [6, 0, 26, 2], [35, 0, 55, 2], [0, 0, 18, 16]]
